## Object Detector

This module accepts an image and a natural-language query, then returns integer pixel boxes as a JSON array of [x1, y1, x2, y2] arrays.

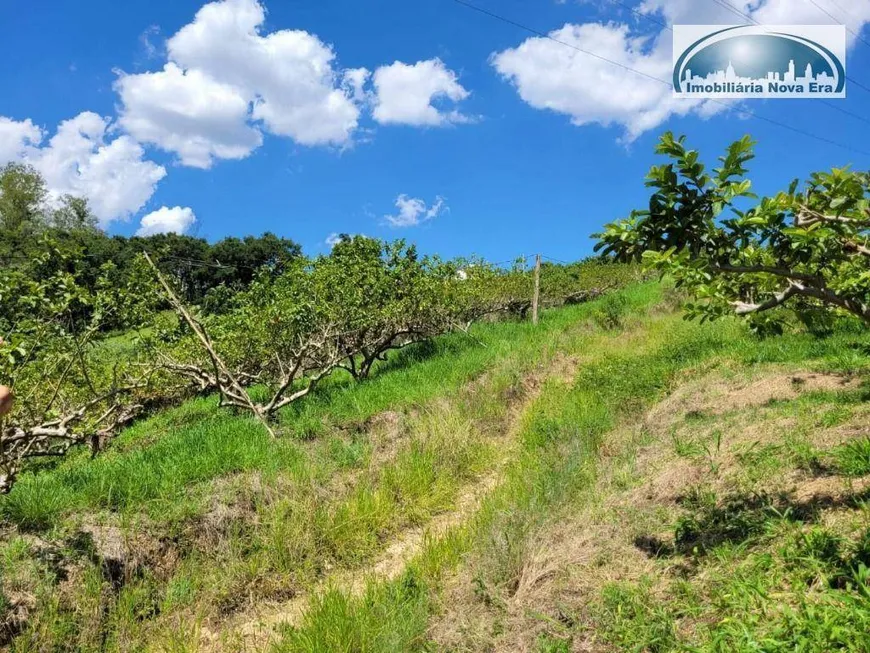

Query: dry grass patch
[[205, 347, 582, 651], [429, 362, 870, 652], [647, 366, 860, 424]]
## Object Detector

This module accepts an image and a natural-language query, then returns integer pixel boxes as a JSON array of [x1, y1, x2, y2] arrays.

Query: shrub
[[596, 132, 870, 328]]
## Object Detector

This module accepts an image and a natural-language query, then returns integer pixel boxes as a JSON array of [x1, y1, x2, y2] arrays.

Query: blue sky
[[1, 0, 869, 262]]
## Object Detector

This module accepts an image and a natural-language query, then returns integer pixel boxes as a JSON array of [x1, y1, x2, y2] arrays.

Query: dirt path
[[206, 352, 581, 651], [226, 470, 501, 650], [429, 365, 869, 652]]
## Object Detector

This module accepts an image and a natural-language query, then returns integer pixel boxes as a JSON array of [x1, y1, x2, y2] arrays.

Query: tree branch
[[796, 207, 870, 228], [144, 252, 275, 437], [732, 284, 800, 315]]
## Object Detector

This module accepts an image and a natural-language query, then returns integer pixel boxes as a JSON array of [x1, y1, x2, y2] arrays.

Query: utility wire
[[708, 0, 755, 24], [710, 0, 870, 94], [449, 0, 668, 86], [616, 0, 870, 128], [805, 0, 870, 51], [2, 250, 564, 273], [607, 0, 671, 31], [542, 255, 574, 265], [162, 255, 263, 271], [819, 100, 870, 126], [446, 0, 870, 156]]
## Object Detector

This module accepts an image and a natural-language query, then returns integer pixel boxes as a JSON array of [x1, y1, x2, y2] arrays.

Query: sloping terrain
[[2, 282, 868, 652], [0, 282, 652, 650], [267, 294, 869, 652], [431, 365, 870, 651]]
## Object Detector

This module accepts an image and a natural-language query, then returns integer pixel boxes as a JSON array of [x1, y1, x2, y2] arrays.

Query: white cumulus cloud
[[137, 205, 197, 236], [116, 0, 365, 167], [0, 117, 43, 163], [372, 59, 471, 126], [492, 0, 870, 141], [116, 63, 263, 169], [384, 194, 446, 227], [492, 23, 717, 142], [342, 67, 372, 105], [640, 0, 870, 44], [0, 112, 166, 227]]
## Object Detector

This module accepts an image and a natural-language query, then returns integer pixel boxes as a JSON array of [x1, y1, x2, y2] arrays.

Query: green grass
[[1, 412, 304, 530], [832, 437, 870, 477], [275, 281, 659, 438], [277, 310, 747, 650], [0, 281, 669, 652], [3, 284, 659, 532], [3, 281, 869, 652], [274, 299, 870, 652], [276, 573, 432, 653]]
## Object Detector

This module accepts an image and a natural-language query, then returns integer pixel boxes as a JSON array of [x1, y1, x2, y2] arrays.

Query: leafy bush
[[151, 240, 635, 431], [596, 132, 870, 329], [592, 294, 629, 330], [1, 220, 635, 489], [0, 246, 167, 493]]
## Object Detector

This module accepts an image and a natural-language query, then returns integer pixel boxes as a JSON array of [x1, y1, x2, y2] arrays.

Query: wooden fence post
[[532, 254, 541, 325]]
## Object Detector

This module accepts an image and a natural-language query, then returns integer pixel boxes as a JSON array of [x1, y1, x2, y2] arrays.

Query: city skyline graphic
[[673, 27, 846, 98], [683, 58, 836, 88]]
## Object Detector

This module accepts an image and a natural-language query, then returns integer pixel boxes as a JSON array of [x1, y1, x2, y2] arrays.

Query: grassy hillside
[[1, 281, 868, 652]]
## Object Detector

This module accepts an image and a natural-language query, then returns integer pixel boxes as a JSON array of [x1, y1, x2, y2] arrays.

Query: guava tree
[[595, 132, 870, 329], [317, 236, 457, 380], [149, 254, 350, 434], [446, 258, 533, 324], [0, 245, 163, 492], [539, 260, 642, 306]]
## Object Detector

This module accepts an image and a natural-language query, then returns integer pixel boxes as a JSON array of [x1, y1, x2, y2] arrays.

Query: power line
[[710, 0, 870, 94], [542, 255, 573, 265], [448, 0, 668, 87], [715, 104, 870, 155], [805, 0, 870, 52], [446, 0, 870, 156], [827, 0, 870, 37], [487, 254, 539, 267], [162, 255, 260, 271], [613, 0, 870, 128], [820, 100, 870, 126], [607, 0, 671, 32], [708, 0, 754, 24], [616, 0, 870, 129]]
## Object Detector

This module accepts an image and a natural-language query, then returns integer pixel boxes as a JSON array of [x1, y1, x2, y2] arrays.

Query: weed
[[832, 438, 870, 477], [327, 436, 369, 469], [591, 294, 629, 330], [674, 490, 777, 555], [4, 280, 868, 651], [275, 570, 430, 653], [535, 633, 571, 653], [596, 580, 679, 652]]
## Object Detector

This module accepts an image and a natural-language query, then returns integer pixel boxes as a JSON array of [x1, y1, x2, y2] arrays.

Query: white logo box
[[673, 24, 846, 99]]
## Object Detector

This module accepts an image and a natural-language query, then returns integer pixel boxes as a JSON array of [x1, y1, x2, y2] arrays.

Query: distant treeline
[[0, 162, 302, 306]]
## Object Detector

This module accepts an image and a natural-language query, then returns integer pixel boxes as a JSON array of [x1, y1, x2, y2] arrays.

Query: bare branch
[[144, 252, 275, 438], [796, 207, 870, 228], [789, 282, 870, 323], [844, 240, 870, 258], [732, 284, 800, 315], [731, 281, 870, 323]]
